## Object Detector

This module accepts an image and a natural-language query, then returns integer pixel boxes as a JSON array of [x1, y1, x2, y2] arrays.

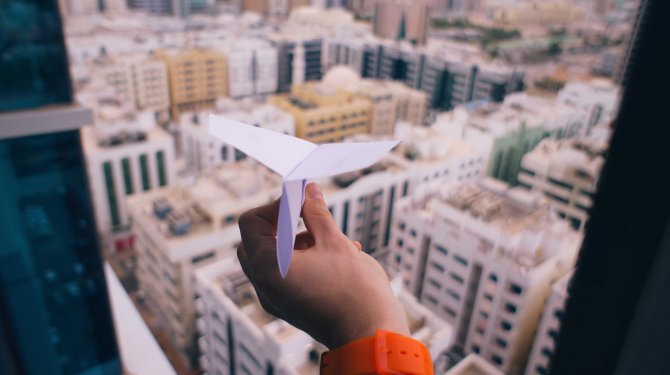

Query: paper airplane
[[208, 114, 400, 277]]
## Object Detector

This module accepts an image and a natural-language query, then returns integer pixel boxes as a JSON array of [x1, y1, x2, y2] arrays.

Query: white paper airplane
[[208, 114, 400, 277]]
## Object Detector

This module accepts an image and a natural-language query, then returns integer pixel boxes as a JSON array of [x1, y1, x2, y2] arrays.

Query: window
[[484, 293, 494, 301], [447, 289, 461, 301], [431, 262, 445, 273], [156, 151, 167, 187], [192, 251, 216, 264], [544, 191, 569, 204], [519, 167, 536, 176], [436, 245, 448, 255], [454, 254, 469, 267], [397, 238, 404, 247], [541, 347, 553, 358], [122, 158, 133, 195], [472, 345, 480, 354], [489, 273, 498, 283], [427, 277, 441, 289], [140, 154, 151, 191], [495, 337, 508, 348], [410, 229, 417, 237], [548, 177, 573, 190], [491, 355, 503, 365], [103, 162, 120, 227], [505, 303, 517, 314], [536, 365, 548, 375], [342, 201, 349, 235], [443, 306, 457, 318], [554, 309, 565, 321], [450, 272, 465, 284], [424, 294, 438, 305], [509, 283, 523, 295], [221, 145, 228, 160], [501, 320, 512, 331]]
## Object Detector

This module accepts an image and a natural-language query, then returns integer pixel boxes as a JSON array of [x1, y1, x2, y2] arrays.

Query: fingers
[[238, 199, 280, 260], [302, 183, 341, 243], [352, 240, 363, 252]]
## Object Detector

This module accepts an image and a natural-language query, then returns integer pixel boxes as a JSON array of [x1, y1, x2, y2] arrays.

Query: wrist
[[330, 310, 410, 349]]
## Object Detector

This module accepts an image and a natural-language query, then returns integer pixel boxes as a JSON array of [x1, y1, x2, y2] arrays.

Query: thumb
[[302, 182, 340, 241]]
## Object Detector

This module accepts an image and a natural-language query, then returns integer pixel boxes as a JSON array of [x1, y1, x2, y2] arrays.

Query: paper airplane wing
[[208, 114, 317, 177], [285, 140, 401, 181]]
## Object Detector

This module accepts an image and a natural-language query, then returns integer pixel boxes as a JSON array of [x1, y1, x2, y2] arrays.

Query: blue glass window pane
[[0, 0, 73, 112], [0, 130, 120, 375]]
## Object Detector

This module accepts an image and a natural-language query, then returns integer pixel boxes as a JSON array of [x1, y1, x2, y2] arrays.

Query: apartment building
[[372, 0, 430, 45], [319, 123, 484, 255], [525, 272, 573, 375], [81, 109, 175, 252], [220, 39, 278, 98], [353, 78, 428, 133], [180, 100, 295, 172], [389, 178, 582, 374], [556, 80, 620, 135], [127, 163, 281, 360], [326, 39, 526, 111], [518, 139, 606, 230], [271, 79, 372, 143], [195, 259, 454, 375], [156, 49, 228, 118], [270, 33, 323, 93]]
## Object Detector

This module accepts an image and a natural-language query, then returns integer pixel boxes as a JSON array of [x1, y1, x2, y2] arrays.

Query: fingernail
[[307, 183, 323, 201]]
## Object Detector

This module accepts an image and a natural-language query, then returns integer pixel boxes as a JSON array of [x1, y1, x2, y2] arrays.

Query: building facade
[[81, 113, 176, 252], [518, 139, 606, 230], [156, 49, 228, 119], [221, 40, 278, 98], [100, 58, 170, 116], [127, 163, 281, 361], [0, 0, 120, 372], [389, 178, 582, 373], [271, 35, 323, 93], [524, 272, 573, 375]]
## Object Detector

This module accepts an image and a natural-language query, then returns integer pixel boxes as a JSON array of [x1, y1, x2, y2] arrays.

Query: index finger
[[238, 199, 280, 260]]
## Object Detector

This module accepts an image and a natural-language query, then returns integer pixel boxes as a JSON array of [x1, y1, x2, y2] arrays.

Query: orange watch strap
[[320, 330, 434, 375]]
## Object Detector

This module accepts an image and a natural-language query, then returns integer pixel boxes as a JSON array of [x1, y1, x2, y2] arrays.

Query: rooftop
[[523, 138, 607, 179], [401, 178, 580, 272]]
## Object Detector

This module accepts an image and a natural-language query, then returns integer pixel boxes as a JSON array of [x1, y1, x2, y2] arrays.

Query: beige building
[[156, 49, 228, 119], [99, 58, 170, 116], [273, 66, 427, 141], [127, 162, 280, 360], [271, 72, 372, 143]]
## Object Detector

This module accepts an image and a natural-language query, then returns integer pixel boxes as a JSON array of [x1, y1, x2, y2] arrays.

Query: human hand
[[237, 182, 410, 349]]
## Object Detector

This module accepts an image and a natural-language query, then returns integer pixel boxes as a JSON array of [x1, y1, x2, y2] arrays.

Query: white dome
[[321, 66, 361, 92]]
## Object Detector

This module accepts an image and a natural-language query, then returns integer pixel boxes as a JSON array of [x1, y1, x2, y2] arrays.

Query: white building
[[180, 100, 295, 172], [195, 258, 321, 375], [518, 138, 607, 230], [99, 57, 170, 116], [220, 39, 278, 98], [81, 109, 176, 252], [446, 353, 505, 375], [127, 162, 281, 359], [556, 79, 620, 135], [195, 259, 454, 375], [318, 124, 484, 255], [525, 271, 573, 375], [389, 178, 582, 374]]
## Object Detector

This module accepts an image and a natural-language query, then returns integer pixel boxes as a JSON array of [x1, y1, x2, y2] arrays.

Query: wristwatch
[[320, 330, 434, 375]]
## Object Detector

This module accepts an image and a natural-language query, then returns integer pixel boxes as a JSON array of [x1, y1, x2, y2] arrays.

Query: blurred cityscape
[[0, 0, 642, 374]]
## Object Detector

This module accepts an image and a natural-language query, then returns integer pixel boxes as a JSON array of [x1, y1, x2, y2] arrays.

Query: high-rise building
[[156, 49, 228, 119], [194, 258, 454, 375], [518, 139, 607, 230], [270, 34, 323, 92], [220, 39, 278, 98], [81, 110, 176, 252], [372, 0, 430, 45], [127, 163, 281, 361], [524, 272, 573, 375], [389, 178, 581, 373], [0, 0, 120, 372], [180, 100, 295, 172]]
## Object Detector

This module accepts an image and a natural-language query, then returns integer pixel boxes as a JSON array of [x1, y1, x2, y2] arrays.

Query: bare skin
[[237, 182, 410, 349]]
